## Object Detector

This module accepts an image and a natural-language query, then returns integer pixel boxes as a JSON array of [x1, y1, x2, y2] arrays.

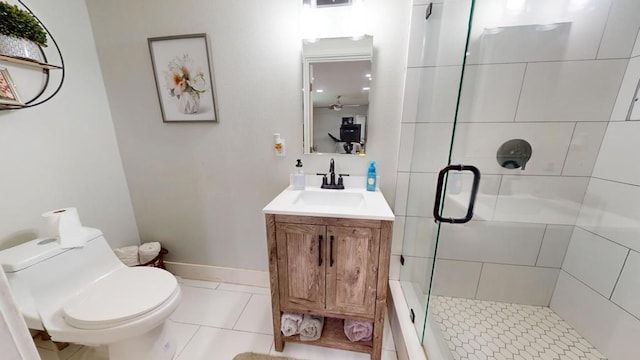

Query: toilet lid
[[62, 266, 177, 329]]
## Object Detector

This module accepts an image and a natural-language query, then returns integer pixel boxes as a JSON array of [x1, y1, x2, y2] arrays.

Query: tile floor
[[430, 296, 607, 360], [34, 278, 398, 360]]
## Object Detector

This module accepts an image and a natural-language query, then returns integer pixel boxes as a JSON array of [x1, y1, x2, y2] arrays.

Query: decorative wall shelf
[[0, 1, 64, 110], [0, 54, 62, 70], [0, 51, 63, 109]]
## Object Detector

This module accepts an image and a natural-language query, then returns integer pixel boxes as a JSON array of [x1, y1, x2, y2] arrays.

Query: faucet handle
[[337, 173, 349, 189], [316, 173, 328, 188]]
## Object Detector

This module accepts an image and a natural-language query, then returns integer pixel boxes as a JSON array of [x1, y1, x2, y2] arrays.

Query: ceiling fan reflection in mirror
[[327, 95, 360, 111]]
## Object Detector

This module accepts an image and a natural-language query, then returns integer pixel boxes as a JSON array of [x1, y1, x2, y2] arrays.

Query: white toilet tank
[[0, 228, 127, 328]]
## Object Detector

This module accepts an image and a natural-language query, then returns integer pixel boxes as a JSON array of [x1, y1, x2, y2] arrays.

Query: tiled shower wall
[[550, 40, 640, 359], [393, 0, 639, 312]]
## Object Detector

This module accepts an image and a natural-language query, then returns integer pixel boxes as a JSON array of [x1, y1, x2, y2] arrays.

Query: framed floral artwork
[[0, 68, 23, 107], [148, 33, 219, 122]]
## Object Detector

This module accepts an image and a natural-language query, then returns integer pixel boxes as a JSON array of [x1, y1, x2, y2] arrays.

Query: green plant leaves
[[0, 2, 47, 47]]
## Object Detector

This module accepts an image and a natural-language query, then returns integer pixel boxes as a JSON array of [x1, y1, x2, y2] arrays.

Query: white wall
[[0, 0, 139, 250], [395, 0, 637, 307], [85, 0, 411, 270], [551, 49, 640, 359]]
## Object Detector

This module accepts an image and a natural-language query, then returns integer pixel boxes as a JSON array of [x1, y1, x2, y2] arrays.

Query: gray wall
[[85, 0, 411, 270], [0, 0, 139, 250]]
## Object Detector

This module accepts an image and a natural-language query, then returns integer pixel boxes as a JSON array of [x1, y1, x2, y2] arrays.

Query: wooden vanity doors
[[275, 222, 380, 317]]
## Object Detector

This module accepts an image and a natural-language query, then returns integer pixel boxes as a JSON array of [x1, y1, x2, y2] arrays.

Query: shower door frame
[[397, 0, 478, 347]]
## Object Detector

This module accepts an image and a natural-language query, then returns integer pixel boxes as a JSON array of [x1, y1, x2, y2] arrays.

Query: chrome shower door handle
[[433, 164, 481, 224]]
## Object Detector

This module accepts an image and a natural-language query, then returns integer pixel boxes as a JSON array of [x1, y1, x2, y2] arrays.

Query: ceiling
[[311, 60, 371, 108]]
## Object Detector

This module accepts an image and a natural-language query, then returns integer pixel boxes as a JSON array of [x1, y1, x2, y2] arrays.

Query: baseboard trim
[[165, 261, 270, 288]]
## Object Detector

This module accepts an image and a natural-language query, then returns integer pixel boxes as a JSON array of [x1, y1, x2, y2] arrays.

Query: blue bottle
[[366, 161, 377, 191]]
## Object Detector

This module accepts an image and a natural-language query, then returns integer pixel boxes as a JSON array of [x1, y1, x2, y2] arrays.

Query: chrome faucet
[[317, 158, 348, 190]]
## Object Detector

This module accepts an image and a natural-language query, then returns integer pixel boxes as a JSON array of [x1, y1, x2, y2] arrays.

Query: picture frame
[[148, 33, 219, 123], [0, 68, 23, 107]]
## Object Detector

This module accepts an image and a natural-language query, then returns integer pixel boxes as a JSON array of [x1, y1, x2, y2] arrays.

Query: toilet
[[0, 228, 182, 360]]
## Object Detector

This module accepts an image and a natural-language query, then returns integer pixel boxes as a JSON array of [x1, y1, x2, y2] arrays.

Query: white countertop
[[262, 183, 395, 221]]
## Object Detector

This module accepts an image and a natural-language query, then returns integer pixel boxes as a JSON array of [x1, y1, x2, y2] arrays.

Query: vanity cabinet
[[266, 214, 392, 360], [276, 222, 380, 316]]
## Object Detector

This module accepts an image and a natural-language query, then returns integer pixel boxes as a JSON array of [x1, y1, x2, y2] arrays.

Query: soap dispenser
[[293, 159, 305, 190], [366, 161, 377, 191]]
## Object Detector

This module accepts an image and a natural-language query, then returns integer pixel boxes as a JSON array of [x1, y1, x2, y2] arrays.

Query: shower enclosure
[[396, 0, 640, 359]]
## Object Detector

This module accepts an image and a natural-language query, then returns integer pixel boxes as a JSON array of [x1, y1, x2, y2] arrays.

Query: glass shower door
[[398, 0, 476, 349], [401, 0, 628, 359]]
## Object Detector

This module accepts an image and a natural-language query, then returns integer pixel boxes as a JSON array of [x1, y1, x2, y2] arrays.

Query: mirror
[[302, 35, 373, 155]]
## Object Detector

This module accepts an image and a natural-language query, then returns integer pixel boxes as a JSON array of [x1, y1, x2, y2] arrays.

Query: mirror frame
[[302, 35, 373, 154]]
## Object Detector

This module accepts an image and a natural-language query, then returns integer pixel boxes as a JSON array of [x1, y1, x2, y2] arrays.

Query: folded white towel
[[280, 313, 304, 337], [114, 245, 140, 267], [139, 242, 161, 264], [344, 319, 373, 342], [299, 314, 324, 341]]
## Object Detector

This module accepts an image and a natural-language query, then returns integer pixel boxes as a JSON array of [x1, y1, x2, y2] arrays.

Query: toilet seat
[[62, 266, 178, 330]]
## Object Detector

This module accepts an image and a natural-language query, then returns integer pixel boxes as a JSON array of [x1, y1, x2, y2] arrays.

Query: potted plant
[[0, 1, 47, 62]]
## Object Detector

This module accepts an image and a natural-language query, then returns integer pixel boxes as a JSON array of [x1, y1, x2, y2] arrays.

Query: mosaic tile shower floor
[[430, 296, 607, 360]]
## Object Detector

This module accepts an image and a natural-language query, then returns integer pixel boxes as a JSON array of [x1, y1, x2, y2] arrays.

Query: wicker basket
[[137, 248, 168, 269]]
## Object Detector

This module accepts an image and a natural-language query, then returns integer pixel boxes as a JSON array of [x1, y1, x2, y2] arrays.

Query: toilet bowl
[[0, 228, 182, 360]]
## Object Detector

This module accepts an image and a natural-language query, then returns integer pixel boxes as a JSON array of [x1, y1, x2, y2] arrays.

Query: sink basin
[[293, 190, 365, 208], [263, 185, 394, 221]]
